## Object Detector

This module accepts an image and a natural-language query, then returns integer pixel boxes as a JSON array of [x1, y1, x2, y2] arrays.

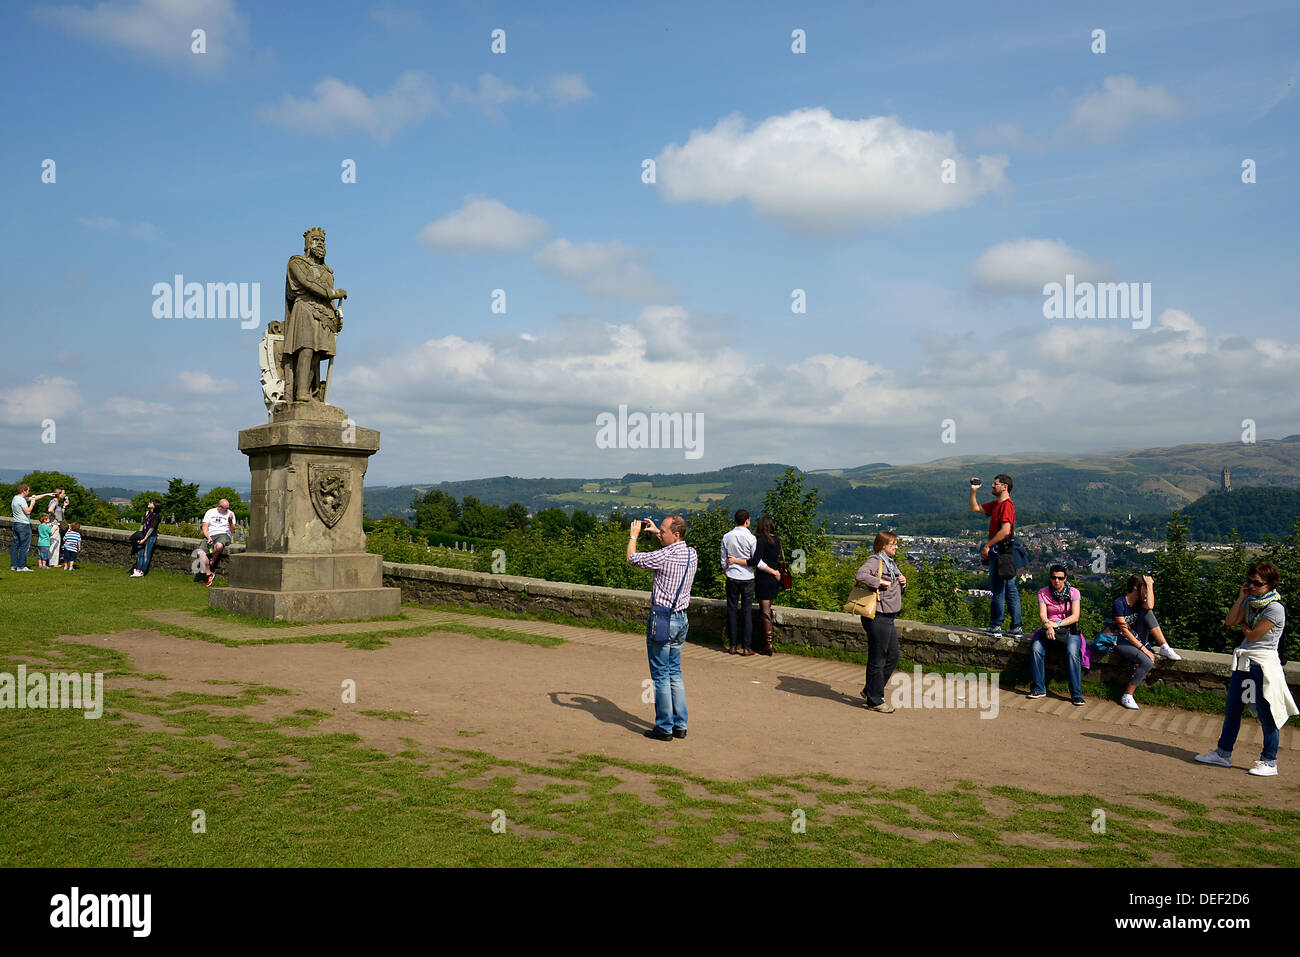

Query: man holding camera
[[627, 515, 698, 741], [969, 474, 1023, 638]]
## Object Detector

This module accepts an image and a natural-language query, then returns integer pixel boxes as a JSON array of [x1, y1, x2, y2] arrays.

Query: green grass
[[426, 623, 564, 648], [417, 602, 645, 635], [0, 563, 1290, 867]]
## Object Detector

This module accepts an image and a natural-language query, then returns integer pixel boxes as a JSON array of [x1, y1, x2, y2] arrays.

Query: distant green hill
[[1179, 487, 1300, 541], [824, 439, 1300, 517], [362, 439, 1300, 537]]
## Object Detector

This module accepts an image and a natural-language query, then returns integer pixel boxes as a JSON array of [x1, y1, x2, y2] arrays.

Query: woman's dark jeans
[[862, 612, 900, 707]]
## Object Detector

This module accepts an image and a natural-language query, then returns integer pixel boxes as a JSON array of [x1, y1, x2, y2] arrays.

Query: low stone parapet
[[4, 518, 1295, 696], [380, 561, 1299, 697]]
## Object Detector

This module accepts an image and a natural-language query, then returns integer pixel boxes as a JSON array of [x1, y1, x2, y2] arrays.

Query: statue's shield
[[308, 465, 351, 528]]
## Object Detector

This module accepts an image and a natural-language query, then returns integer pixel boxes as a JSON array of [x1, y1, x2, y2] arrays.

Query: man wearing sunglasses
[[1196, 563, 1297, 777]]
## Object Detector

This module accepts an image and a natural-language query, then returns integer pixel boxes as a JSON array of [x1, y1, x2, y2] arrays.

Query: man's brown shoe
[[867, 703, 896, 714]]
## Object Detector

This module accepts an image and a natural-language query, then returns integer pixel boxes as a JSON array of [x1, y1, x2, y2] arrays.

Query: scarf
[[875, 551, 898, 581], [1049, 582, 1071, 605], [1245, 590, 1282, 629]]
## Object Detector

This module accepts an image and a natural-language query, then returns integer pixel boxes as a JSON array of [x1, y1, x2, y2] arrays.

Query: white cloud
[[258, 71, 439, 144], [174, 371, 239, 395], [547, 73, 593, 104], [450, 73, 536, 116], [6, 307, 1300, 482], [1064, 75, 1185, 143], [369, 3, 420, 30], [534, 239, 676, 302], [654, 107, 1009, 235], [0, 377, 82, 426], [971, 238, 1111, 292], [417, 198, 549, 254], [34, 0, 247, 68], [79, 217, 161, 242]]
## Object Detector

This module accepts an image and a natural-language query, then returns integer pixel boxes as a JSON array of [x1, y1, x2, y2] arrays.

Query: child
[[62, 523, 82, 570], [48, 519, 62, 570], [36, 516, 52, 568]]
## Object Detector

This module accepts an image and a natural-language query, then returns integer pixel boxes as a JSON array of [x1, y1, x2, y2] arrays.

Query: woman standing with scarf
[[1196, 562, 1298, 776], [856, 531, 906, 713]]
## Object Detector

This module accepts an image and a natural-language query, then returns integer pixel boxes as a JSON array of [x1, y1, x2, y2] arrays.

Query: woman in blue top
[[1029, 565, 1085, 705]]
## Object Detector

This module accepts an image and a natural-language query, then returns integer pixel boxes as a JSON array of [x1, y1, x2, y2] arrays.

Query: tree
[[532, 508, 570, 537], [1263, 517, 1300, 662], [128, 490, 166, 519], [161, 477, 201, 522], [1150, 512, 1203, 649], [504, 502, 530, 530], [457, 502, 507, 539], [412, 490, 460, 534], [2, 471, 107, 525], [570, 510, 597, 537], [761, 467, 829, 560], [200, 487, 246, 517]]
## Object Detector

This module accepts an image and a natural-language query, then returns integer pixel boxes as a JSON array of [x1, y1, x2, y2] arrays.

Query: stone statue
[[282, 227, 347, 404]]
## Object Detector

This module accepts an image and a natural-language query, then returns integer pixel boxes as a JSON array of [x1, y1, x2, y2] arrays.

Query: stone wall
[[5, 518, 1297, 696], [1, 516, 243, 577], [381, 562, 1300, 697]]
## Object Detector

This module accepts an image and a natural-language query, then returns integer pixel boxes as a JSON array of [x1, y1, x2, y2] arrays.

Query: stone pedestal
[[209, 402, 401, 622]]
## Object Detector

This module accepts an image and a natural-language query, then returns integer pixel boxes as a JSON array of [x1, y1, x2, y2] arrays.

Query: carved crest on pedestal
[[308, 465, 351, 527]]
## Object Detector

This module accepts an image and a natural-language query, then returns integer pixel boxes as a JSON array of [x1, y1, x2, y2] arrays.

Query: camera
[[970, 477, 982, 487]]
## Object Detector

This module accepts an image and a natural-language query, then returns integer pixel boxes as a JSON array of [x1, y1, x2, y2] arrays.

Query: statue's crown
[[304, 226, 326, 242]]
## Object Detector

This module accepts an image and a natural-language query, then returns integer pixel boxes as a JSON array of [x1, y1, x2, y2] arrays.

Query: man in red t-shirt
[[968, 473, 1022, 638]]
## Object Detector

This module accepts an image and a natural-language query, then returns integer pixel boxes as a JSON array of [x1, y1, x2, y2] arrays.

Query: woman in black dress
[[729, 515, 784, 655]]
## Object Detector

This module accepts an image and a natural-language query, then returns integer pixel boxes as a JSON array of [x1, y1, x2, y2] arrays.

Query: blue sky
[[2, 0, 1298, 486]]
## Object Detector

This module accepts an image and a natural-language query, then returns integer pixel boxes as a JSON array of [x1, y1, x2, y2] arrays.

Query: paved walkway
[[140, 606, 1295, 752]]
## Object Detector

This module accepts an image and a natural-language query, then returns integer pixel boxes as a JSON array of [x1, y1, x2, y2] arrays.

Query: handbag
[[647, 552, 694, 643], [843, 555, 888, 618], [996, 545, 1016, 579], [1093, 630, 1118, 654]]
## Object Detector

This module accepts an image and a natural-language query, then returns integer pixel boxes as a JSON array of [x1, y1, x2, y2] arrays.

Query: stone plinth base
[[222, 551, 384, 591], [209, 583, 401, 623], [208, 402, 402, 623]]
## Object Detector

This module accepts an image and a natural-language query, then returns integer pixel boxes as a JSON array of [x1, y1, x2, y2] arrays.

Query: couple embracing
[[721, 509, 788, 656]]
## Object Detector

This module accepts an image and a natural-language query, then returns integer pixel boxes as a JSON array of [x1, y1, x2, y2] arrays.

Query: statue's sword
[[320, 295, 344, 404]]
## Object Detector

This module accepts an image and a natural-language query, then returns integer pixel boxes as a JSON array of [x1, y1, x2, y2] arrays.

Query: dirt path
[[74, 609, 1298, 809]]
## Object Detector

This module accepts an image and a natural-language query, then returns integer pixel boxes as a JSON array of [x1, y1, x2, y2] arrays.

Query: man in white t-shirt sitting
[[200, 499, 236, 586]]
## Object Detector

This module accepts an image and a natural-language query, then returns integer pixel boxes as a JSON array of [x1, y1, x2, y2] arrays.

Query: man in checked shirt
[[627, 515, 699, 741]]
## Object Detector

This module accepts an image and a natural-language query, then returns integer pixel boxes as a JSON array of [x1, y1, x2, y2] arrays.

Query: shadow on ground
[[549, 691, 651, 735]]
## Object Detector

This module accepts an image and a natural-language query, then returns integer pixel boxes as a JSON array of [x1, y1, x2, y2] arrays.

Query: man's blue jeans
[[1218, 661, 1280, 762], [988, 561, 1022, 630], [1030, 629, 1083, 698], [646, 611, 688, 735], [10, 521, 31, 569], [134, 536, 156, 574]]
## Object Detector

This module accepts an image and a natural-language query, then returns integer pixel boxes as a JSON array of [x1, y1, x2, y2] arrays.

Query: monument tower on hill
[[209, 227, 402, 622]]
